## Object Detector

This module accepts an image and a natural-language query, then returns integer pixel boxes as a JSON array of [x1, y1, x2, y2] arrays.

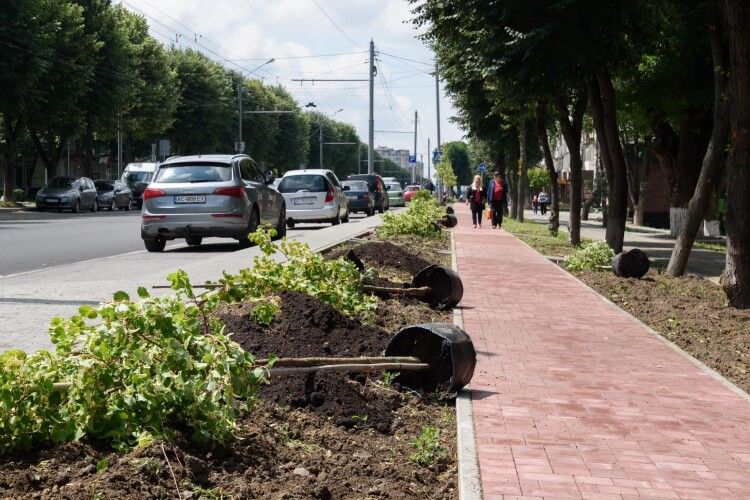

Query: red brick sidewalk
[[453, 205, 750, 499]]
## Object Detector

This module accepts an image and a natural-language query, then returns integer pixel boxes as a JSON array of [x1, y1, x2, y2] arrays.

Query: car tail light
[[143, 188, 166, 200], [142, 215, 166, 221], [361, 193, 370, 200], [213, 186, 245, 198], [324, 185, 334, 203]]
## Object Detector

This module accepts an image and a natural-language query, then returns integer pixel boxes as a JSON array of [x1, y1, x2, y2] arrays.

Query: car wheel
[[273, 205, 287, 240], [342, 209, 349, 223], [186, 236, 202, 246], [331, 212, 340, 225], [238, 206, 259, 248], [144, 239, 166, 252], [91, 199, 99, 212], [125, 199, 132, 211], [367, 206, 374, 217], [287, 219, 295, 229], [72, 199, 80, 214], [110, 198, 116, 211]]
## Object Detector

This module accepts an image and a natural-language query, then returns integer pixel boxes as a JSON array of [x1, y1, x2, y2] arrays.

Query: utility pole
[[413, 110, 418, 183], [237, 81, 243, 153], [117, 113, 122, 179], [427, 137, 431, 184], [319, 125, 324, 168], [435, 66, 442, 197], [368, 39, 375, 174]]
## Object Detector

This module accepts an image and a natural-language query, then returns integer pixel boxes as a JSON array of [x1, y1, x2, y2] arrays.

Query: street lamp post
[[237, 58, 275, 153]]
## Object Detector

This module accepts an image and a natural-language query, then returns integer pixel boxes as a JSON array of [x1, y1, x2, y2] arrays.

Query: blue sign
[[432, 149, 443, 164], [408, 155, 417, 164], [478, 162, 486, 173]]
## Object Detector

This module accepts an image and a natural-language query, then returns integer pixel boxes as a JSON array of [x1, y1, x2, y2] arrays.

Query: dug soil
[[1, 236, 460, 499], [577, 269, 750, 393]]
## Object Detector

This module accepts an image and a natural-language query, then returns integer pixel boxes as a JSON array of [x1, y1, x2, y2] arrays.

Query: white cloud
[[122, 0, 462, 171]]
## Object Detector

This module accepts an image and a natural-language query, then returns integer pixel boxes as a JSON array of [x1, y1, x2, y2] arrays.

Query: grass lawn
[[694, 240, 726, 252], [502, 217, 591, 257]]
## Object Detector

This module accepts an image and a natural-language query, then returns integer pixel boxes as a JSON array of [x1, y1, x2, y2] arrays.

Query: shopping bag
[[485, 208, 492, 220]]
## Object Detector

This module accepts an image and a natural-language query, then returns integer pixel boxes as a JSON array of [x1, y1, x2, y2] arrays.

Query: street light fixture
[[237, 58, 276, 153]]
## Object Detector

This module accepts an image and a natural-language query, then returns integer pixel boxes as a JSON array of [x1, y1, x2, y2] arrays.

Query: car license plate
[[345, 193, 356, 198], [45, 198, 58, 203], [174, 195, 206, 204], [292, 197, 316, 205]]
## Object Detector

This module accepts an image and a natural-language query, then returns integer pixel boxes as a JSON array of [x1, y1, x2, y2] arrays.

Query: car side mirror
[[385, 185, 391, 191], [265, 172, 275, 185], [343, 185, 350, 191]]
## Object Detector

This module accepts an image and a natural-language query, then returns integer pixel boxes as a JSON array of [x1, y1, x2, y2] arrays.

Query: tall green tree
[[442, 141, 471, 185]]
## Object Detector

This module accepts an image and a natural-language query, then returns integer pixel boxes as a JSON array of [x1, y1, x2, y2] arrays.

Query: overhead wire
[[309, 0, 362, 49]]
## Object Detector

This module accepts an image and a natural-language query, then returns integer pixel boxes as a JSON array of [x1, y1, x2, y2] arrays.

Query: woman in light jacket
[[465, 175, 486, 228]]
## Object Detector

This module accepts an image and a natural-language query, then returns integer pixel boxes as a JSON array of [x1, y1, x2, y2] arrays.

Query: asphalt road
[[0, 208, 391, 352], [0, 209, 373, 277]]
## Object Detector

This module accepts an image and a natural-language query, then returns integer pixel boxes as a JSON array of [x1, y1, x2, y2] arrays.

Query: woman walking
[[466, 175, 486, 228]]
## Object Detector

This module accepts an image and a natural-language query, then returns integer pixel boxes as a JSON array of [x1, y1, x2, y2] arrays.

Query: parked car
[[95, 179, 132, 211], [381, 176, 398, 185], [140, 154, 285, 252], [35, 176, 98, 212], [386, 181, 405, 207], [403, 184, 421, 203], [346, 174, 389, 213], [122, 162, 159, 209], [341, 180, 375, 216], [278, 169, 349, 228]]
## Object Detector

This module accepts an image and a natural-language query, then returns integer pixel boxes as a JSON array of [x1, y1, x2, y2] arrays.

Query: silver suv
[[140, 154, 286, 252]]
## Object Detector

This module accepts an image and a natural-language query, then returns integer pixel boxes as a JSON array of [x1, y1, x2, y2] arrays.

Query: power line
[[226, 51, 365, 62], [309, 0, 362, 49], [378, 51, 434, 67]]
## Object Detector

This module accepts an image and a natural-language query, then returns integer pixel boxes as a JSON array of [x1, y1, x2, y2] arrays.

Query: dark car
[[95, 179, 132, 211], [341, 180, 375, 216], [346, 174, 389, 213], [35, 176, 98, 212]]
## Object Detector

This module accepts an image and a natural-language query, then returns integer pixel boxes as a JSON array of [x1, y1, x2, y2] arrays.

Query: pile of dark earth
[[326, 241, 432, 277]]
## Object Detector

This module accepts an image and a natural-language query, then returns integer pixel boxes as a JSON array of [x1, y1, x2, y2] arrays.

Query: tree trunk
[[508, 143, 519, 220], [668, 23, 730, 277], [594, 70, 629, 253], [535, 102, 560, 236], [516, 117, 528, 222], [720, 0, 750, 307], [2, 116, 21, 202], [555, 91, 588, 247], [703, 188, 721, 237], [28, 124, 65, 180]]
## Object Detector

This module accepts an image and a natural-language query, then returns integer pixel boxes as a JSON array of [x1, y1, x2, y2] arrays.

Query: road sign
[[158, 139, 171, 158], [234, 141, 245, 153], [408, 155, 417, 164], [432, 149, 443, 164], [478, 162, 486, 173]]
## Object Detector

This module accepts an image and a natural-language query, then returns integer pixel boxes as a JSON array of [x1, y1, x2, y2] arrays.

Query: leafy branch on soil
[[379, 190, 447, 238], [0, 272, 268, 455], [409, 425, 447, 466], [214, 229, 378, 320], [563, 242, 615, 271]]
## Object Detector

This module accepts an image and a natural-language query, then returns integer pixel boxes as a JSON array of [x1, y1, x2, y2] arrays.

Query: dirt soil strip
[[450, 230, 482, 500]]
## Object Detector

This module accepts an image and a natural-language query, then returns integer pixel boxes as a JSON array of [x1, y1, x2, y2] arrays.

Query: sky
[[119, 0, 463, 177]]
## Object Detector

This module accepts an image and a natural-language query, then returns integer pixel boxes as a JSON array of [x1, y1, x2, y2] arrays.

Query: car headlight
[[61, 195, 71, 202]]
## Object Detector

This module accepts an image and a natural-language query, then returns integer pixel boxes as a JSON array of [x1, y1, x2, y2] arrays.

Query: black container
[[385, 323, 476, 392], [412, 265, 464, 310]]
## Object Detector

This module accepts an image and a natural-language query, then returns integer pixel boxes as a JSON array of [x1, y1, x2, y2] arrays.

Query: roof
[[161, 154, 246, 164], [281, 169, 332, 176], [124, 162, 160, 171]]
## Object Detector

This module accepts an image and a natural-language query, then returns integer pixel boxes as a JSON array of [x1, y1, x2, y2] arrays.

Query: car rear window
[[154, 163, 232, 184], [342, 181, 369, 191], [123, 171, 153, 184], [95, 181, 113, 191], [278, 175, 327, 193], [387, 183, 401, 191], [405, 185, 420, 191], [48, 177, 75, 189]]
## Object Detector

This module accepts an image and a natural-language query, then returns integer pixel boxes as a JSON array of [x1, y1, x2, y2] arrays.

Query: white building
[[375, 146, 411, 170], [552, 132, 599, 179]]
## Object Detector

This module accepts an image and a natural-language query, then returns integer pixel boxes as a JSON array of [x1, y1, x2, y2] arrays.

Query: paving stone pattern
[[453, 205, 750, 499]]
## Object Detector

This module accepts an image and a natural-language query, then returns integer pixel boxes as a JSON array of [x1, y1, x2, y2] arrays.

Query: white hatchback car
[[278, 169, 349, 228]]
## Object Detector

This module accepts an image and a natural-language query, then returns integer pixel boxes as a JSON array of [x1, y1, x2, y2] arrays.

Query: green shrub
[[563, 241, 614, 271], [12, 188, 24, 202], [409, 425, 446, 465], [380, 193, 446, 238]]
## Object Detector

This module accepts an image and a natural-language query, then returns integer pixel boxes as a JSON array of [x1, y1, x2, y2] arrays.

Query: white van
[[122, 162, 159, 209]]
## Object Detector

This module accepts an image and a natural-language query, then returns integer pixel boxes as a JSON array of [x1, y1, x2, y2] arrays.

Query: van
[[122, 162, 159, 209]]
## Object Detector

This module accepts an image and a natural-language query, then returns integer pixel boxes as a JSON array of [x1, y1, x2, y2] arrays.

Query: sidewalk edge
[[451, 230, 483, 500], [508, 229, 750, 404]]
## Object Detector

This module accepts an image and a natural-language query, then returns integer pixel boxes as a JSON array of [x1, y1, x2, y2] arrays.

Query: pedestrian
[[532, 195, 539, 215], [465, 175, 486, 228], [486, 171, 508, 229], [538, 190, 549, 215]]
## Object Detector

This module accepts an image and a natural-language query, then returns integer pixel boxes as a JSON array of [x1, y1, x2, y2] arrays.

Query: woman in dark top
[[465, 175, 486, 228]]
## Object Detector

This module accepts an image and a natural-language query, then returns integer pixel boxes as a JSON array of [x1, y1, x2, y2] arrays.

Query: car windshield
[[95, 181, 113, 191], [47, 177, 75, 189], [123, 171, 152, 184], [342, 181, 369, 191], [278, 175, 326, 193], [405, 186, 420, 192], [387, 183, 402, 192], [154, 163, 232, 184]]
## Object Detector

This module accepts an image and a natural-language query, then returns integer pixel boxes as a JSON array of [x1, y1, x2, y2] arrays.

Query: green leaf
[[137, 287, 150, 299], [113, 291, 130, 302]]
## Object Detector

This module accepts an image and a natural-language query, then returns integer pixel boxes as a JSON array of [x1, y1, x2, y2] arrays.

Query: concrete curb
[[451, 230, 483, 500], [507, 229, 750, 404]]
